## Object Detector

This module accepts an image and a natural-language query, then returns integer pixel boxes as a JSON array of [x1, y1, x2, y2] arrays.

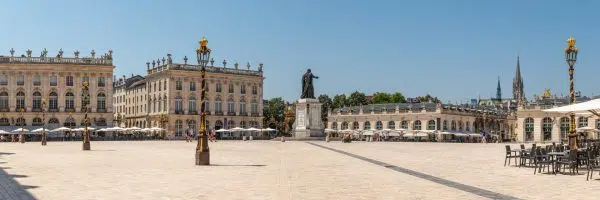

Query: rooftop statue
[[301, 69, 319, 99]]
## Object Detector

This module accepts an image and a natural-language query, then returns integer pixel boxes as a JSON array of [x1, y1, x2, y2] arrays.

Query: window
[[401, 121, 408, 129], [175, 96, 183, 113], [66, 76, 73, 86], [443, 120, 448, 130], [227, 120, 234, 129], [228, 84, 234, 93], [215, 97, 222, 113], [252, 85, 258, 95], [578, 116, 588, 128], [227, 98, 235, 113], [214, 120, 223, 130], [164, 80, 167, 90], [387, 121, 395, 130], [97, 93, 106, 111], [542, 117, 552, 141], [158, 81, 162, 91], [240, 121, 247, 129], [16, 117, 26, 126], [65, 92, 74, 110], [216, 83, 222, 93], [16, 91, 25, 110], [49, 75, 57, 86], [163, 95, 167, 112], [0, 118, 10, 126], [188, 120, 197, 135], [189, 97, 197, 113], [49, 92, 58, 110], [451, 120, 457, 131], [458, 121, 463, 131], [239, 99, 246, 114], [341, 122, 349, 130], [32, 117, 43, 126], [48, 118, 59, 128], [16, 75, 24, 86], [466, 121, 470, 131], [560, 117, 570, 141], [33, 74, 41, 86], [176, 80, 182, 90], [427, 120, 436, 130], [158, 97, 162, 112], [0, 92, 7, 110], [525, 118, 534, 142], [352, 121, 359, 130], [375, 121, 383, 130], [204, 97, 210, 113], [190, 82, 196, 91], [32, 92, 41, 110], [240, 85, 246, 94], [363, 121, 371, 130], [0, 75, 7, 85], [98, 77, 105, 87], [96, 118, 107, 126], [413, 120, 422, 130], [332, 122, 338, 130]]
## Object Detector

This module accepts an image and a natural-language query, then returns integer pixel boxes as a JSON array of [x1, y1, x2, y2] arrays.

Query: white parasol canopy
[[31, 128, 51, 133], [324, 128, 335, 133], [403, 133, 415, 137], [12, 128, 29, 132], [544, 98, 600, 114], [576, 127, 599, 132], [51, 127, 72, 132], [363, 131, 374, 136], [415, 133, 429, 137], [72, 127, 96, 132], [215, 129, 230, 132], [388, 132, 401, 137], [247, 127, 260, 131], [150, 127, 164, 131], [262, 128, 276, 132], [0, 130, 10, 134], [230, 127, 245, 131], [126, 127, 141, 131]]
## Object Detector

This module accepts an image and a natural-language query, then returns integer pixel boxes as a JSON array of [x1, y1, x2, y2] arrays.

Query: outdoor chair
[[534, 148, 552, 175], [557, 151, 579, 175], [586, 150, 600, 181], [504, 145, 520, 167], [520, 146, 536, 167]]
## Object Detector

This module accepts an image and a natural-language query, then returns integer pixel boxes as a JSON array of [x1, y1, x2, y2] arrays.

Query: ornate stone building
[[0, 48, 114, 133], [113, 43, 265, 139]]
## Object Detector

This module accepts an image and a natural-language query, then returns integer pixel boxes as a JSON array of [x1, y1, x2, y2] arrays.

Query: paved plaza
[[1, 141, 599, 200]]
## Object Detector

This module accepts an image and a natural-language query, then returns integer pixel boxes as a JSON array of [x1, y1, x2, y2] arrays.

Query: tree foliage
[[318, 94, 332, 123], [332, 94, 347, 109], [416, 94, 441, 103], [263, 97, 286, 133], [347, 91, 367, 106]]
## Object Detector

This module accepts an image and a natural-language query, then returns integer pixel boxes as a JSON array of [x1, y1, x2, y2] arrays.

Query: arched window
[[188, 96, 197, 113], [65, 92, 74, 110], [443, 120, 448, 130], [388, 121, 395, 129], [215, 120, 224, 130], [175, 96, 183, 113], [228, 84, 234, 93], [240, 85, 246, 94], [16, 117, 26, 126], [64, 117, 76, 128], [363, 121, 371, 130], [227, 120, 234, 129], [525, 118, 534, 142], [48, 118, 59, 125], [451, 120, 457, 131], [0, 75, 7, 85], [16, 91, 25, 110], [49, 92, 58, 110], [0, 118, 10, 126], [466, 121, 470, 131], [32, 92, 41, 110], [0, 92, 8, 110], [413, 120, 422, 130], [240, 121, 247, 128], [188, 120, 197, 135], [560, 117, 570, 141], [175, 120, 183, 137], [401, 121, 408, 129], [33, 74, 41, 86], [215, 97, 223, 113], [458, 121, 463, 131], [216, 83, 222, 93], [227, 97, 235, 113], [352, 121, 359, 130], [16, 75, 24, 86], [49, 75, 57, 86], [332, 122, 338, 130], [96, 118, 107, 126], [341, 122, 349, 130], [427, 120, 436, 130], [542, 117, 552, 141], [32, 117, 43, 126], [97, 93, 106, 112], [375, 121, 382, 130], [239, 98, 246, 115], [252, 85, 258, 95], [578, 116, 588, 128]]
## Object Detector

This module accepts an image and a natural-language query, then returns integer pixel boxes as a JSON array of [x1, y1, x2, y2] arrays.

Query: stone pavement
[[0, 141, 598, 200]]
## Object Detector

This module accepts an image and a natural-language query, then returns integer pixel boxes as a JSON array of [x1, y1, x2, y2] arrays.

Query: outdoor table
[[547, 152, 567, 174]]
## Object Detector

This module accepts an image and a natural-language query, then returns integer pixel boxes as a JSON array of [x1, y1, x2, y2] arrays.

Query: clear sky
[[2, 0, 599, 103]]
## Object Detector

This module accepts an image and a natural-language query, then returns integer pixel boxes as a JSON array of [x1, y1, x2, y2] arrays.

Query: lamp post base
[[83, 142, 90, 151], [568, 134, 578, 151], [42, 138, 47, 146], [19, 134, 24, 143], [195, 151, 210, 165]]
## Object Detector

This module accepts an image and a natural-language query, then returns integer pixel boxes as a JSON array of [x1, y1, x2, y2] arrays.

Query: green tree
[[371, 92, 392, 104], [263, 97, 286, 131], [332, 94, 347, 109], [416, 94, 441, 103], [318, 94, 332, 123], [390, 92, 407, 103], [347, 91, 367, 106]]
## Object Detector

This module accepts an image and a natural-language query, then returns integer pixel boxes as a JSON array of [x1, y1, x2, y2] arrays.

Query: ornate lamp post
[[195, 37, 211, 165], [564, 36, 579, 150], [41, 99, 47, 146], [82, 81, 91, 150], [19, 108, 25, 143]]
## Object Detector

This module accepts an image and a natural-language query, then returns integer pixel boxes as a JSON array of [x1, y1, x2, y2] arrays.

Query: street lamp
[[82, 81, 91, 150], [564, 36, 579, 150], [41, 99, 47, 146], [195, 37, 211, 165], [19, 108, 25, 143]]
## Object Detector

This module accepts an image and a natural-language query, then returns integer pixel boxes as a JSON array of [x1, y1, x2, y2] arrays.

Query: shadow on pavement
[[0, 152, 39, 200]]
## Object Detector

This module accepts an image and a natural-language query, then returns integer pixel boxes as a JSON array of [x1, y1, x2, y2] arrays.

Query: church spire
[[496, 76, 502, 102], [512, 55, 525, 105]]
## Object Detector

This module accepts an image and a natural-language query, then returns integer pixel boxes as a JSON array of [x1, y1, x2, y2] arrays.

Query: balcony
[[32, 108, 42, 112], [48, 108, 59, 112], [175, 110, 185, 115], [239, 112, 248, 116], [0, 108, 8, 112], [65, 108, 75, 112], [227, 112, 236, 116], [15, 108, 26, 112], [97, 108, 107, 113], [251, 112, 260, 117], [214, 111, 224, 116], [188, 111, 198, 115]]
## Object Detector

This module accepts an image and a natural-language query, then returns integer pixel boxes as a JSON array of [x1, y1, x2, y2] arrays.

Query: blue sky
[[2, 0, 599, 103]]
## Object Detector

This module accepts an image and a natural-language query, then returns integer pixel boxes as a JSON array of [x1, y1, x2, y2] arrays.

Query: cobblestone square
[[0, 141, 598, 200]]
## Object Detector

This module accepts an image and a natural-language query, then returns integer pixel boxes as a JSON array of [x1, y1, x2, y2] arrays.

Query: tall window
[[158, 97, 162, 112], [65, 92, 74, 110], [341, 122, 349, 130], [16, 117, 26, 126], [240, 85, 246, 94], [560, 117, 570, 141], [542, 117, 552, 141], [239, 99, 246, 114], [0, 75, 7, 85], [363, 121, 371, 130], [49, 92, 58, 110], [578, 116, 588, 128], [16, 91, 25, 110], [252, 85, 258, 95], [251, 100, 258, 114], [353, 121, 359, 130], [525, 118, 534, 142], [48, 118, 59, 128], [163, 95, 167, 112], [32, 92, 41, 110], [376, 121, 383, 130], [175, 120, 183, 137], [216, 83, 222, 93], [164, 80, 167, 90], [49, 75, 57, 86], [175, 96, 183, 113], [176, 80, 182, 90], [427, 120, 436, 130], [228, 84, 234, 93], [413, 120, 422, 130], [32, 118, 43, 126], [466, 121, 470, 131], [458, 121, 463, 131], [401, 121, 408, 129], [332, 122, 338, 130], [158, 81, 162, 91], [451, 120, 457, 131], [98, 77, 105, 87], [190, 82, 196, 91], [227, 98, 234, 113], [188, 120, 197, 135], [215, 98, 222, 113], [204, 97, 210, 113], [443, 120, 448, 130], [97, 93, 106, 111], [0, 92, 8, 110], [66, 76, 73, 86], [16, 75, 24, 86], [188, 96, 197, 113], [33, 74, 41, 86]]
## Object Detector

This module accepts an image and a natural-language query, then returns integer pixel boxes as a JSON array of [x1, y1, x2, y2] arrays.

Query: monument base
[[82, 142, 90, 150], [293, 98, 325, 139]]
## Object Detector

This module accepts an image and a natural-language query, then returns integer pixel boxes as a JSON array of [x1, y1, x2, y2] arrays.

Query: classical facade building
[[328, 103, 515, 139], [113, 44, 264, 139], [0, 48, 114, 133]]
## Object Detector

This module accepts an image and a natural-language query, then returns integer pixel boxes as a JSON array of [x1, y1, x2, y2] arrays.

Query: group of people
[[184, 130, 217, 143]]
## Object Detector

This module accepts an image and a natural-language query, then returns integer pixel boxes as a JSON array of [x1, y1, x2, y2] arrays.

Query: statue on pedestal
[[301, 69, 319, 99]]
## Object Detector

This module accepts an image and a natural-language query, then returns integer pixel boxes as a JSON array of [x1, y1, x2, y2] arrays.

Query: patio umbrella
[[576, 127, 599, 132], [262, 128, 276, 132], [247, 127, 260, 131], [0, 130, 10, 134], [230, 127, 245, 131], [403, 133, 415, 137], [51, 127, 72, 132], [31, 128, 51, 133], [415, 133, 429, 137], [215, 129, 230, 132], [127, 127, 141, 131], [150, 127, 164, 131], [12, 128, 30, 133]]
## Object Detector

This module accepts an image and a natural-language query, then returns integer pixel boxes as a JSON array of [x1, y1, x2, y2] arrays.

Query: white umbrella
[[230, 127, 245, 131], [262, 128, 276, 132], [247, 127, 260, 131], [12, 128, 29, 132], [388, 132, 401, 137], [109, 127, 125, 132], [0, 130, 10, 134], [51, 127, 72, 132], [127, 127, 141, 131], [469, 133, 482, 137], [324, 128, 335, 133], [363, 131, 374, 136], [544, 98, 600, 114], [31, 128, 51, 133], [576, 127, 599, 132], [415, 133, 429, 137], [139, 128, 151, 132], [215, 129, 230, 132], [150, 127, 164, 131], [403, 133, 415, 137]]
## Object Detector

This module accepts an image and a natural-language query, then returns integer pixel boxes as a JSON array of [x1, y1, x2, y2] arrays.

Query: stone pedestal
[[82, 142, 90, 150], [293, 98, 324, 139]]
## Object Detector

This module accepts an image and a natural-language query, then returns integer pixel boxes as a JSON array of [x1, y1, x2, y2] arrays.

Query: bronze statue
[[301, 69, 319, 99]]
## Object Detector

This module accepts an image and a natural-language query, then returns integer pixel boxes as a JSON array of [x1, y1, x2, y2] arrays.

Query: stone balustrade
[[0, 56, 112, 66]]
